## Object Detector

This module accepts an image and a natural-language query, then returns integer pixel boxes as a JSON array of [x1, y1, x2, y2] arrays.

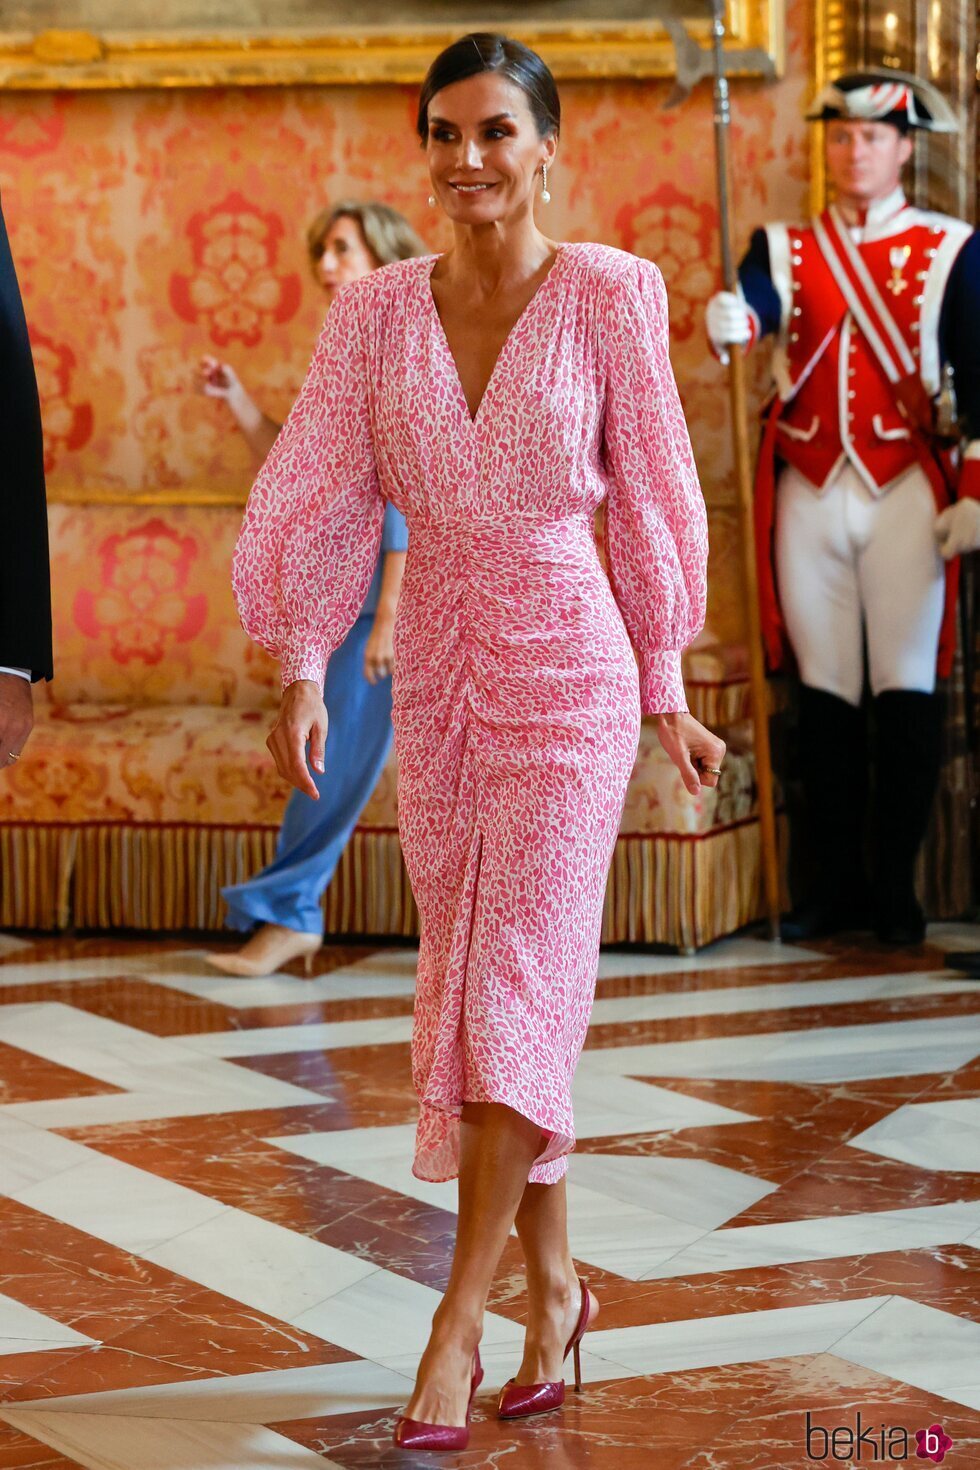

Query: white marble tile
[[182, 1014, 414, 1058], [834, 1296, 980, 1411], [270, 1128, 775, 1280], [0, 954, 164, 986], [293, 1267, 523, 1365], [267, 1124, 457, 1215], [148, 948, 421, 1008], [0, 933, 33, 955], [0, 1293, 96, 1354], [583, 1297, 890, 1375], [578, 1014, 980, 1084], [0, 1003, 329, 1128], [848, 1098, 980, 1173], [0, 1002, 188, 1086], [145, 1209, 378, 1324], [17, 1360, 414, 1421], [572, 1068, 756, 1138], [640, 1199, 980, 1279], [0, 1114, 95, 1193], [595, 937, 822, 979], [564, 1181, 706, 1279], [590, 971, 977, 1025], [931, 920, 980, 954], [180, 971, 971, 1061], [0, 1410, 343, 1470], [11, 1154, 231, 1257], [568, 1154, 777, 1231]]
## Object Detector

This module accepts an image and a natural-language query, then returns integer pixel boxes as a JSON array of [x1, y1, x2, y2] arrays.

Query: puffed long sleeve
[[232, 284, 385, 688], [601, 257, 708, 714]]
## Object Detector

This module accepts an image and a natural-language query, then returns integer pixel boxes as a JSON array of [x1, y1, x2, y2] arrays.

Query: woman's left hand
[[363, 612, 395, 684], [656, 711, 727, 797]]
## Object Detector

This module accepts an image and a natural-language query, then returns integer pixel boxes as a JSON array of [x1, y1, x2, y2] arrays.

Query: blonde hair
[[306, 199, 427, 273]]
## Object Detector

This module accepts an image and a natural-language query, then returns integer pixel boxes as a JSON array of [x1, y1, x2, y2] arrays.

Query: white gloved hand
[[706, 290, 753, 366], [934, 498, 980, 560]]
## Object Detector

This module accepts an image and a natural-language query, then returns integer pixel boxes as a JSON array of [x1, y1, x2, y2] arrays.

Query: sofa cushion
[[3, 706, 752, 837]]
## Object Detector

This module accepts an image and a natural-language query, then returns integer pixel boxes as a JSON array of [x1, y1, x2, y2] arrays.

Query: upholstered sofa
[[1, 501, 779, 949]]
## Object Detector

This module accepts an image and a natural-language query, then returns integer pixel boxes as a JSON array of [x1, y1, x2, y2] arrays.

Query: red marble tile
[[0, 1044, 120, 1105], [0, 976, 235, 1038], [0, 1423, 82, 1468], [0, 1200, 352, 1405], [274, 1350, 980, 1469]]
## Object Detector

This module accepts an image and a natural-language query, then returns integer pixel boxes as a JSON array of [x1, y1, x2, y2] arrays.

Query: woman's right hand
[[198, 355, 243, 401], [267, 680, 328, 799]]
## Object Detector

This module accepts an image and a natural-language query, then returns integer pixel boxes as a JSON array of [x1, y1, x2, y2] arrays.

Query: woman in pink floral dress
[[234, 31, 724, 1452]]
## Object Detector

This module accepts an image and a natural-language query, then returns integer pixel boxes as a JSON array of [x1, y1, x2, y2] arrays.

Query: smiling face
[[313, 215, 379, 299], [424, 71, 557, 226], [824, 120, 913, 206]]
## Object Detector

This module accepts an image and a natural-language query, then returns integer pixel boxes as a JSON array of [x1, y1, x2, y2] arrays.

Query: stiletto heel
[[497, 1278, 596, 1420], [393, 1346, 483, 1451], [205, 925, 321, 978]]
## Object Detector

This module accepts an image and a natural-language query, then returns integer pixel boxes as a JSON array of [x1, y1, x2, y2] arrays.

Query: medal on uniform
[[887, 244, 912, 295]]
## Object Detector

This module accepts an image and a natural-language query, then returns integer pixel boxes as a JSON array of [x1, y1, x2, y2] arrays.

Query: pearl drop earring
[[427, 193, 437, 207], [541, 163, 551, 204]]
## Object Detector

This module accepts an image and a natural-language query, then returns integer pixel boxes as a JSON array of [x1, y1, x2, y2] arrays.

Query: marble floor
[[0, 924, 979, 1468]]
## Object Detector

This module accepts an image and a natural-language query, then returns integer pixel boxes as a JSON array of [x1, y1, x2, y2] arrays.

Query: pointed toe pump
[[393, 1347, 483, 1451], [497, 1279, 596, 1420]]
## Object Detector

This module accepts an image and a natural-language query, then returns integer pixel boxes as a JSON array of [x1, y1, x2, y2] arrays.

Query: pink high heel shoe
[[497, 1279, 596, 1419], [393, 1346, 483, 1451]]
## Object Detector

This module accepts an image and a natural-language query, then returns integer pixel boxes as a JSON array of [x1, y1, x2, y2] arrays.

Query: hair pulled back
[[416, 32, 561, 143]]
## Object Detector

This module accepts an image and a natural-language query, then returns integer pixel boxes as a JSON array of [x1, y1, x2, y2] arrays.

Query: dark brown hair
[[416, 32, 561, 144]]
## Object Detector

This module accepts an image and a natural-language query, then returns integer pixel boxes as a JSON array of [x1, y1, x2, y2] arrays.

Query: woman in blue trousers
[[201, 200, 424, 976]]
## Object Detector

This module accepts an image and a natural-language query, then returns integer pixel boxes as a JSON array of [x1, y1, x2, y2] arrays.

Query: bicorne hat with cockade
[[806, 69, 960, 134]]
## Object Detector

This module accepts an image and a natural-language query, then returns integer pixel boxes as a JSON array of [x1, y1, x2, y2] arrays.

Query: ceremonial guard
[[707, 71, 980, 945]]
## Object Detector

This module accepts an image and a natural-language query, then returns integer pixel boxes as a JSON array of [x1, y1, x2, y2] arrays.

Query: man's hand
[[266, 680, 328, 799], [0, 673, 33, 770], [935, 498, 980, 560]]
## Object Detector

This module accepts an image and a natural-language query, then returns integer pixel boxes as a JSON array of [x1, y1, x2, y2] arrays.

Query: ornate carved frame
[[1, 3, 783, 90]]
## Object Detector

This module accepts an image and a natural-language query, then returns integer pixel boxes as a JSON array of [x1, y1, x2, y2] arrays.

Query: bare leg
[[512, 1178, 597, 1384], [403, 1101, 543, 1426]]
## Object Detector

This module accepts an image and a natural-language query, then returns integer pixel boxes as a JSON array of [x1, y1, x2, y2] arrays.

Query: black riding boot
[[781, 685, 871, 942], [872, 689, 943, 946]]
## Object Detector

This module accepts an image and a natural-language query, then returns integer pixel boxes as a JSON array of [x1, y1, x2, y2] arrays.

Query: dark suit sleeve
[[739, 228, 783, 340], [0, 197, 51, 682], [940, 230, 980, 443]]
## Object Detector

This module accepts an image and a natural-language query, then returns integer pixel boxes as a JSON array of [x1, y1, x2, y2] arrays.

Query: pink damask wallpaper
[[2, 7, 810, 659]]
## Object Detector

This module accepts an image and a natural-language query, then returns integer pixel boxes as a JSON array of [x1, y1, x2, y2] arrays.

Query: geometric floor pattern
[[1, 923, 979, 1468]]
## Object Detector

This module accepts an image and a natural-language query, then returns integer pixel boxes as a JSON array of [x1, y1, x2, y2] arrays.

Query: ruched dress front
[[233, 243, 707, 1184]]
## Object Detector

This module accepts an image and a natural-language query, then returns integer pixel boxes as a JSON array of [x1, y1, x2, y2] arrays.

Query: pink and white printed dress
[[233, 243, 707, 1185]]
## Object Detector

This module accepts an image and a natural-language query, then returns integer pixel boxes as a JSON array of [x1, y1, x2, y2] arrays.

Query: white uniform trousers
[[774, 461, 946, 708]]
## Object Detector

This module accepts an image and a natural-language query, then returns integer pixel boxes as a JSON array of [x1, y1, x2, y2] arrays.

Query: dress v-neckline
[[425, 246, 567, 427]]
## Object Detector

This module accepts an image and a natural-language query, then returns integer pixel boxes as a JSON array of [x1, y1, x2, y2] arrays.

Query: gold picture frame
[[0, 2, 783, 90]]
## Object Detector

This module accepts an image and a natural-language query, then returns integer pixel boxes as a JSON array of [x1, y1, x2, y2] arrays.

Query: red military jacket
[[735, 188, 978, 673], [758, 191, 972, 494]]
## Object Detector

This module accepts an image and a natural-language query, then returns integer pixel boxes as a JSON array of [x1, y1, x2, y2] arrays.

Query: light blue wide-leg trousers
[[222, 615, 394, 935]]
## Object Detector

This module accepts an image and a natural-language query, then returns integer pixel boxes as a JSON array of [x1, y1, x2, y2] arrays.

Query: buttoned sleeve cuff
[[638, 649, 688, 716], [280, 638, 328, 691]]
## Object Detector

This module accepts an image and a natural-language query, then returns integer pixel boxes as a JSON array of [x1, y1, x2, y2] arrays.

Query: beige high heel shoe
[[205, 923, 322, 978]]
